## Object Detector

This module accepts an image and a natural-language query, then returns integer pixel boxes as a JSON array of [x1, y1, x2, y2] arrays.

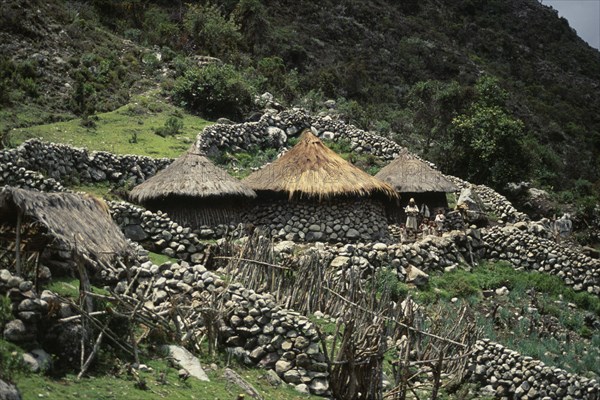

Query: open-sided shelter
[[243, 130, 397, 242], [375, 150, 458, 221], [129, 147, 256, 229], [0, 186, 131, 276]]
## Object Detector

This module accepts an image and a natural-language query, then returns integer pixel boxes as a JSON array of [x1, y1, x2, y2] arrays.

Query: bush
[[154, 116, 183, 137], [183, 3, 241, 59], [172, 64, 256, 121]]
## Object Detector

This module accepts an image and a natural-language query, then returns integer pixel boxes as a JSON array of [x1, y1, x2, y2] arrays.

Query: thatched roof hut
[[129, 149, 256, 203], [0, 186, 131, 267], [244, 131, 397, 201], [375, 150, 458, 216], [129, 148, 256, 228], [243, 131, 396, 242]]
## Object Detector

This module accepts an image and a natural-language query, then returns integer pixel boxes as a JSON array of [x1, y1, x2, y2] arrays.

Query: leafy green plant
[[0, 295, 12, 327], [154, 116, 183, 137], [0, 339, 27, 382], [172, 64, 256, 121]]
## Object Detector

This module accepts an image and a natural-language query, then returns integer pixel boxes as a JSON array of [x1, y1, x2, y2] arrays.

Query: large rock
[[222, 368, 263, 400], [330, 256, 350, 268], [405, 265, 429, 287], [161, 345, 209, 382], [0, 379, 21, 400], [3, 320, 30, 343], [457, 187, 485, 213], [122, 224, 148, 241], [22, 349, 52, 373]]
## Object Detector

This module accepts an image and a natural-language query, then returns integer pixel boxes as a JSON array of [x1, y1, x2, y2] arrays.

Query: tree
[[406, 80, 470, 156], [442, 76, 530, 188], [183, 4, 241, 59], [172, 64, 255, 121]]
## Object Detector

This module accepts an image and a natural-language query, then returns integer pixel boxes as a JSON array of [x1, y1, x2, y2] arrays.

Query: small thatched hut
[[0, 186, 131, 275], [129, 148, 256, 229], [375, 150, 458, 220], [243, 130, 397, 242]]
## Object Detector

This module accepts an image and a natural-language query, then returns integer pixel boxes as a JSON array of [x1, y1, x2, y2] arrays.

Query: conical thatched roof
[[0, 186, 131, 265], [244, 131, 397, 201], [375, 150, 458, 193], [129, 148, 256, 203]]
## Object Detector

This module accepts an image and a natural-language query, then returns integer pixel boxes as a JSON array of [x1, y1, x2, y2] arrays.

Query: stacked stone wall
[[247, 199, 389, 242], [468, 339, 598, 399], [1, 139, 171, 186]]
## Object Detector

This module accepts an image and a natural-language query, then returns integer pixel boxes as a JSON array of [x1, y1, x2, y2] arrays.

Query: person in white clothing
[[434, 209, 446, 236], [405, 198, 419, 237]]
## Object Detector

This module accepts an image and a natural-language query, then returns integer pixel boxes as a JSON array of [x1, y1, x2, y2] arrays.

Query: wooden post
[[15, 212, 22, 276], [75, 252, 93, 313]]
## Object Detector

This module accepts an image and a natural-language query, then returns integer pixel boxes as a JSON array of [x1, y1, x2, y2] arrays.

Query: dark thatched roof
[[129, 149, 256, 204], [243, 130, 397, 201], [375, 150, 458, 193], [0, 186, 131, 265]]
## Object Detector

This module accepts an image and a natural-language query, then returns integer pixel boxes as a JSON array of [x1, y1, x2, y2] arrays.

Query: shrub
[[154, 116, 183, 137], [183, 3, 241, 59], [172, 64, 255, 121]]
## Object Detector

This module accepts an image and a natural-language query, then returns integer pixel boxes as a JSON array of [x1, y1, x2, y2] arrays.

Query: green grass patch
[[11, 353, 318, 400], [212, 146, 279, 179], [46, 277, 109, 299], [148, 252, 177, 266], [420, 262, 600, 315], [68, 182, 119, 200], [9, 91, 212, 159]]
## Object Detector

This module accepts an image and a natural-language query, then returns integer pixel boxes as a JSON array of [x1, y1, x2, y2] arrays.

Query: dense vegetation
[[2, 0, 599, 214]]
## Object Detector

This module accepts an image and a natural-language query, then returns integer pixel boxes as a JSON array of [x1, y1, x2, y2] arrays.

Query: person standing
[[434, 209, 446, 236], [405, 198, 419, 237]]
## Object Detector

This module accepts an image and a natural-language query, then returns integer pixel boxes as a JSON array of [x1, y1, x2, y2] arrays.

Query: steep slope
[[1, 0, 599, 203]]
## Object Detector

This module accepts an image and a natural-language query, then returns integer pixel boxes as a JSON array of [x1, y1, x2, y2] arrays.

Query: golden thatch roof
[[243, 130, 397, 201], [0, 186, 131, 265], [129, 149, 256, 204], [375, 150, 458, 193]]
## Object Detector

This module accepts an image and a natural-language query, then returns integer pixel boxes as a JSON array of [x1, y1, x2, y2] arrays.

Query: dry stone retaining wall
[[1, 139, 171, 186], [197, 108, 403, 161], [468, 339, 599, 399], [109, 201, 210, 264], [0, 150, 64, 192], [113, 261, 330, 395], [483, 225, 600, 294]]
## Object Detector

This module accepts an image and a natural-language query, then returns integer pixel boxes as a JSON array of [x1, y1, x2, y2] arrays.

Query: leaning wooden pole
[[15, 212, 22, 276]]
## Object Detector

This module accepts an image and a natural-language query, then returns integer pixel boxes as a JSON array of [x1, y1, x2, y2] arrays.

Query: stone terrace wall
[[114, 261, 329, 395], [248, 199, 390, 243], [483, 225, 600, 294], [0, 151, 65, 192], [273, 229, 484, 284], [468, 339, 598, 399], [1, 139, 171, 185], [278, 221, 597, 294], [109, 201, 211, 264], [197, 108, 403, 161]]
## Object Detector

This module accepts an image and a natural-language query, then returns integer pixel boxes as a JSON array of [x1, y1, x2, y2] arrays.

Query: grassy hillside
[[9, 91, 211, 158], [2, 0, 599, 203]]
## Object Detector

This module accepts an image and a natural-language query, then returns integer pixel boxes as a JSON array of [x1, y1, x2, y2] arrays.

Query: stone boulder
[[0, 380, 21, 400], [161, 345, 209, 382], [404, 265, 429, 287]]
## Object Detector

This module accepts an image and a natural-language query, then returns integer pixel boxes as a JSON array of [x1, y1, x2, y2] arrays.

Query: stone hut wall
[[247, 199, 390, 243]]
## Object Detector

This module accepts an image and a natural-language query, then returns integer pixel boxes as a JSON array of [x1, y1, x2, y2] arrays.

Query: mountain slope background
[[1, 0, 599, 218]]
